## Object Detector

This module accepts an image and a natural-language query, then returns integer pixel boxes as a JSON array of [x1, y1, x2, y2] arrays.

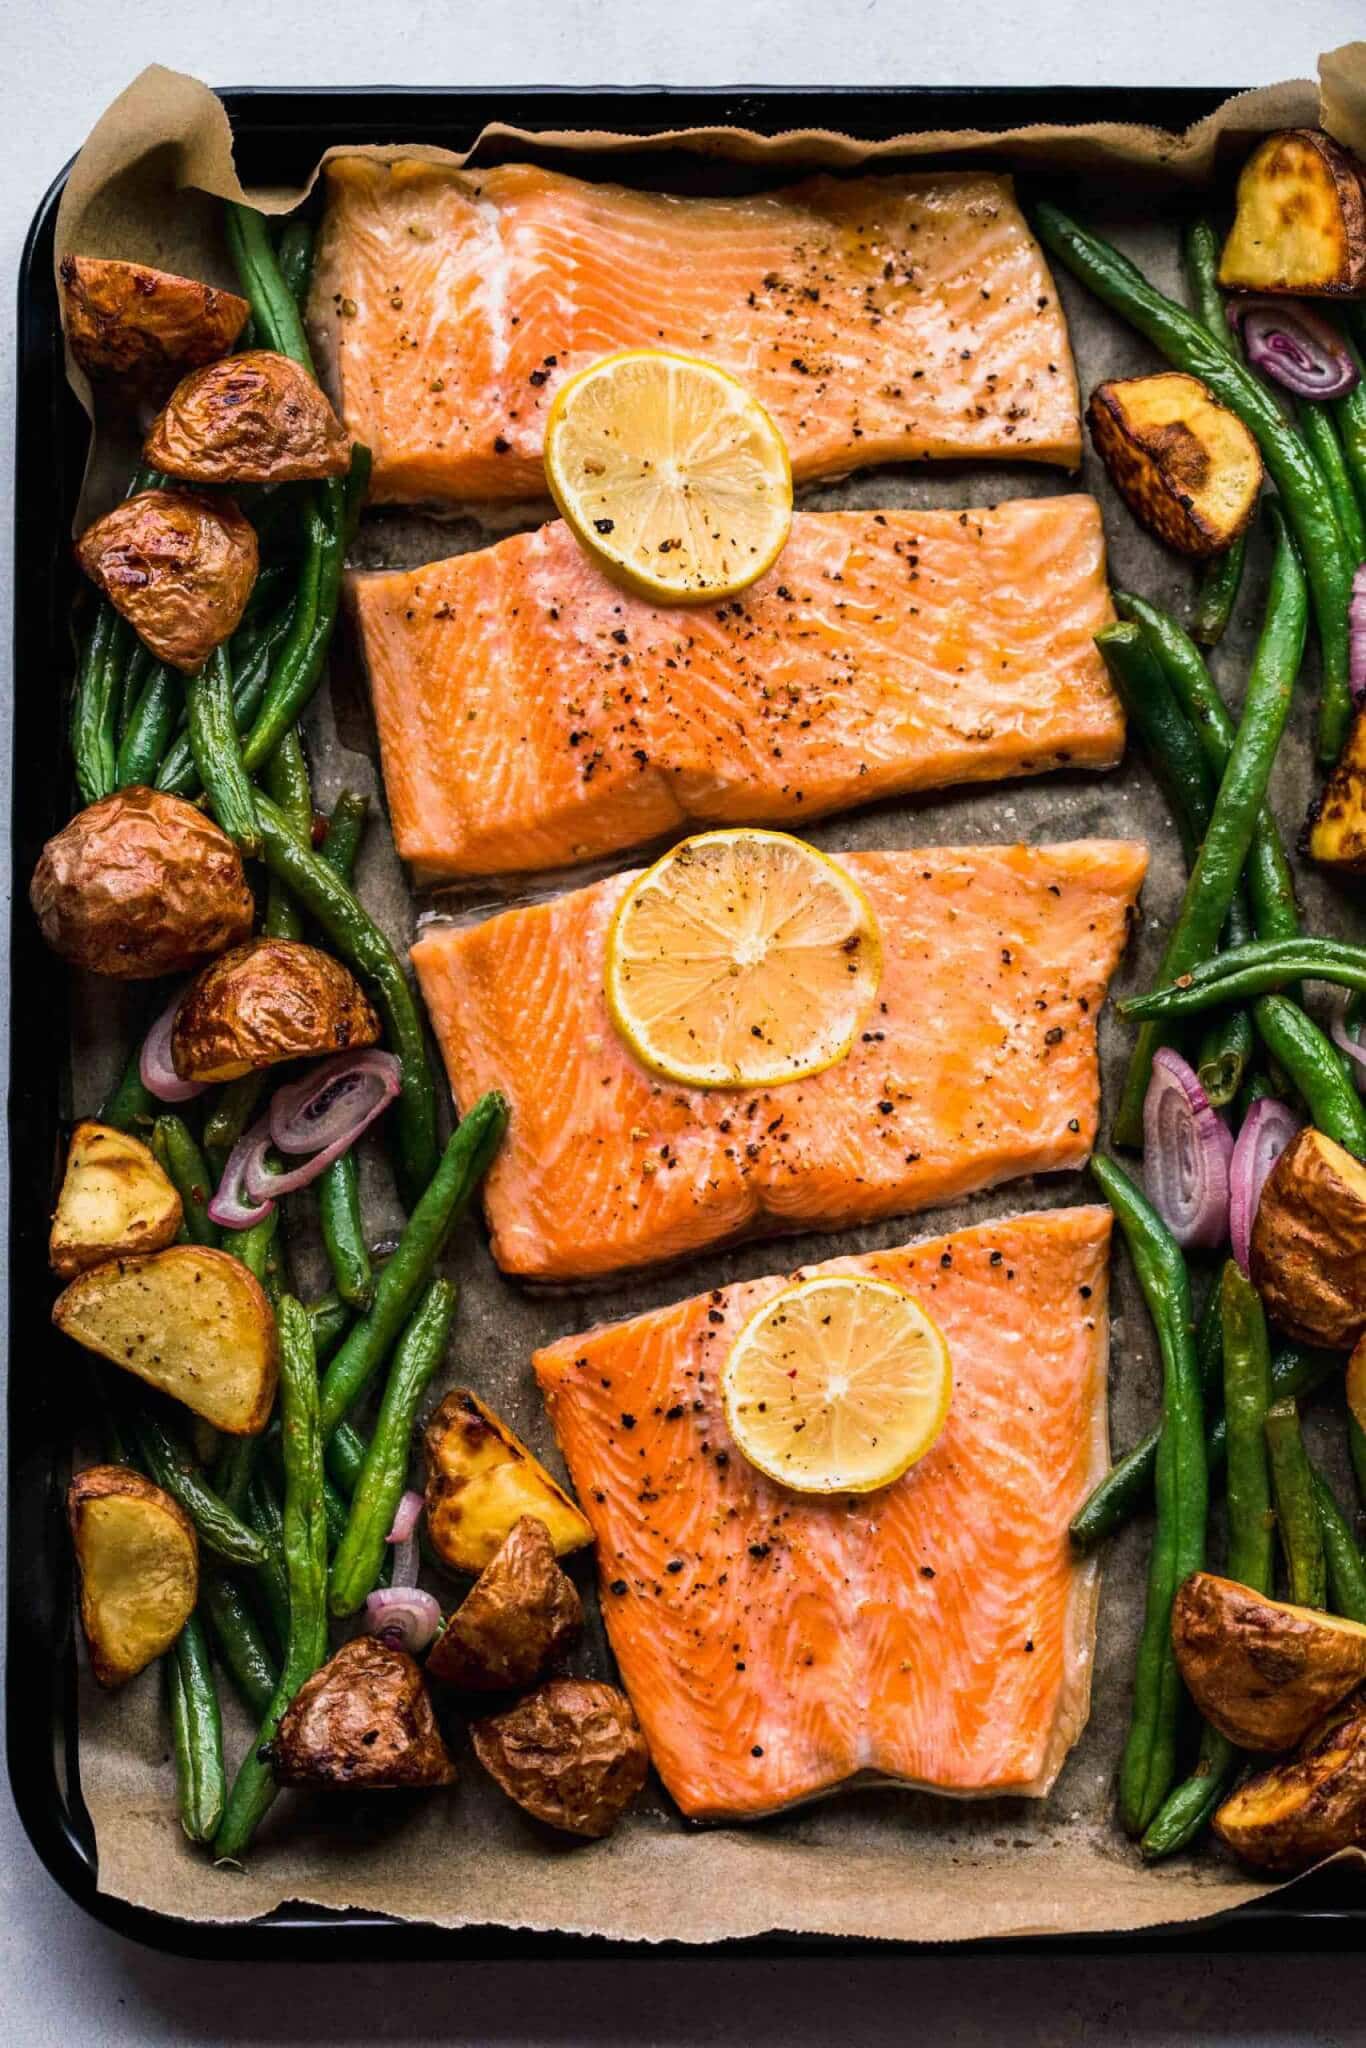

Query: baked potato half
[[1306, 706, 1366, 873], [1249, 1127, 1366, 1350], [472, 1678, 648, 1838], [1219, 129, 1366, 296], [59, 255, 249, 390], [427, 1515, 583, 1691], [145, 351, 351, 485], [1215, 1690, 1366, 1873], [50, 1121, 182, 1278], [68, 1463, 198, 1686], [53, 1246, 278, 1434], [272, 1635, 456, 1790], [423, 1390, 594, 1576], [1086, 373, 1262, 557], [75, 488, 258, 673], [1172, 1571, 1366, 1753], [31, 787, 254, 979], [170, 937, 380, 1084]]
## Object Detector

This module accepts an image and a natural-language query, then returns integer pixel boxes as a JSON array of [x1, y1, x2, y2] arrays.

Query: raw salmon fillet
[[534, 1205, 1111, 1819], [412, 840, 1146, 1281], [354, 497, 1121, 879], [310, 161, 1081, 503]]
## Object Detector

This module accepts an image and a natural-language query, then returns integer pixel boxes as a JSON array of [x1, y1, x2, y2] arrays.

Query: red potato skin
[[272, 1635, 456, 1789], [75, 489, 259, 673], [145, 351, 351, 485], [472, 1678, 648, 1837], [59, 256, 249, 391], [170, 937, 381, 1082]]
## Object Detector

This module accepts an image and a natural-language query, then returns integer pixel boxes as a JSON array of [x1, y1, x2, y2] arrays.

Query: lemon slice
[[723, 1275, 953, 1494], [605, 828, 882, 1089], [543, 348, 793, 603]]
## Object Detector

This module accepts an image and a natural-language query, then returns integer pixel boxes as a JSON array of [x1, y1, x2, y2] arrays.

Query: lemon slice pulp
[[605, 828, 882, 1089], [543, 348, 793, 603], [723, 1275, 953, 1494]]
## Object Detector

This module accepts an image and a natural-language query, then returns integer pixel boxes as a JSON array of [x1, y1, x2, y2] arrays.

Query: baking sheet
[[46, 54, 1366, 1943]]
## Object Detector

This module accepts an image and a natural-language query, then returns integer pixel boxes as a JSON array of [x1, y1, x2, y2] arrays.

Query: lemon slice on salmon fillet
[[723, 1275, 953, 1494], [605, 828, 882, 1089], [543, 348, 793, 602]]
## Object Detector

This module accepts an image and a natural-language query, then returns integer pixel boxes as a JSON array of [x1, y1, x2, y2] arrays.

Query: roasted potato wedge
[[273, 1636, 456, 1790], [170, 937, 380, 1084], [427, 1515, 583, 1691], [1249, 1126, 1366, 1349], [145, 350, 351, 485], [53, 1246, 278, 1434], [75, 488, 258, 673], [1218, 129, 1366, 296], [1172, 1571, 1366, 1753], [1215, 1690, 1366, 1874], [1086, 373, 1263, 557], [31, 787, 254, 979], [1348, 1337, 1366, 1436], [50, 1121, 182, 1278], [472, 1679, 648, 1838], [68, 1463, 198, 1686], [59, 255, 249, 390], [423, 1390, 594, 1576], [1306, 705, 1366, 873]]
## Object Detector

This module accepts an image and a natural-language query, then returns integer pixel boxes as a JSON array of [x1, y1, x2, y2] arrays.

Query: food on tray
[[471, 1679, 649, 1838], [309, 162, 1081, 502], [31, 787, 254, 978], [144, 350, 351, 484], [1307, 705, 1366, 871], [272, 1635, 456, 1790], [1248, 1127, 1366, 1349], [1218, 129, 1366, 296], [68, 1463, 199, 1686], [352, 498, 1122, 879], [53, 1245, 278, 1433], [1085, 373, 1263, 557], [426, 1515, 582, 1691], [1172, 1572, 1366, 1752], [412, 838, 1147, 1280], [170, 937, 381, 1084], [59, 254, 249, 389], [75, 488, 259, 672], [534, 1207, 1110, 1819], [49, 1121, 183, 1277], [1214, 1692, 1366, 1874], [722, 1274, 952, 1493], [422, 1390, 593, 1575]]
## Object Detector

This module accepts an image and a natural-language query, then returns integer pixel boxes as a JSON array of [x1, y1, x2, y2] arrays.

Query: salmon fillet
[[354, 498, 1121, 880], [412, 840, 1146, 1281], [534, 1204, 1111, 1819], [310, 161, 1081, 503]]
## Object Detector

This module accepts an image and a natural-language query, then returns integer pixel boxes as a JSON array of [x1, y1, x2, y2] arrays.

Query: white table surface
[[5, 3, 1366, 2040]]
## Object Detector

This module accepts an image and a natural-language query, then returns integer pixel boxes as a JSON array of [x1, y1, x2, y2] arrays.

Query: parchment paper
[[44, 51, 1366, 1944]]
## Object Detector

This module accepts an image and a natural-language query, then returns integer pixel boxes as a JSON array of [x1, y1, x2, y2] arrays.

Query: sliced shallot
[[269, 1050, 400, 1156], [1350, 564, 1366, 708], [207, 1114, 275, 1229], [139, 987, 206, 1103], [1332, 1002, 1366, 1088], [386, 1489, 425, 1589], [1142, 1048, 1234, 1249], [1229, 1097, 1302, 1275], [363, 1587, 441, 1655], [1229, 296, 1360, 401]]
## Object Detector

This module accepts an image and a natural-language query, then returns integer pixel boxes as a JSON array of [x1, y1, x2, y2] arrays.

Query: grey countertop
[[6, 3, 1366, 2039]]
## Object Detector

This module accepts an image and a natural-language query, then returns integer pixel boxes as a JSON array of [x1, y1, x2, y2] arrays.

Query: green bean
[[234, 1202, 279, 1287], [276, 219, 315, 308], [118, 640, 152, 747], [1250, 995, 1366, 1159], [240, 488, 353, 775], [215, 1297, 328, 1864], [254, 793, 442, 1204], [1181, 222, 1247, 646], [317, 1098, 506, 1438], [263, 725, 312, 940], [203, 1075, 268, 1178], [99, 1031, 158, 1134], [1125, 935, 1366, 1019], [261, 1423, 352, 1555], [1332, 319, 1366, 525], [1266, 1399, 1327, 1609], [1196, 1007, 1255, 1112], [318, 1150, 374, 1310], [325, 1419, 368, 1495], [1297, 401, 1366, 563], [166, 1615, 225, 1844], [328, 1279, 456, 1614], [199, 1568, 278, 1718], [151, 1114, 220, 1249], [1191, 547, 1245, 649], [185, 643, 260, 854], [321, 789, 369, 881], [72, 603, 131, 805], [1034, 203, 1354, 760], [128, 1407, 267, 1568], [1351, 1416, 1366, 1510], [306, 1291, 351, 1364], [243, 1468, 291, 1650], [1312, 1470, 1366, 1625], [227, 204, 315, 369], [155, 602, 294, 798], [116, 659, 180, 789]]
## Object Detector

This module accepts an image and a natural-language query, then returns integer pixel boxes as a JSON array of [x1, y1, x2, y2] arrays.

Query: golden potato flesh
[[1215, 1690, 1366, 1873], [30, 787, 254, 979], [1307, 706, 1366, 873], [472, 1679, 648, 1838], [145, 351, 351, 485], [1219, 129, 1366, 295], [1171, 1571, 1366, 1753], [273, 1636, 456, 1790], [59, 255, 249, 390], [68, 1463, 198, 1687], [1086, 373, 1263, 557], [423, 1390, 594, 1576], [75, 489, 258, 674], [427, 1515, 583, 1691], [170, 937, 380, 1084], [50, 1121, 182, 1278], [1249, 1126, 1366, 1350]]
